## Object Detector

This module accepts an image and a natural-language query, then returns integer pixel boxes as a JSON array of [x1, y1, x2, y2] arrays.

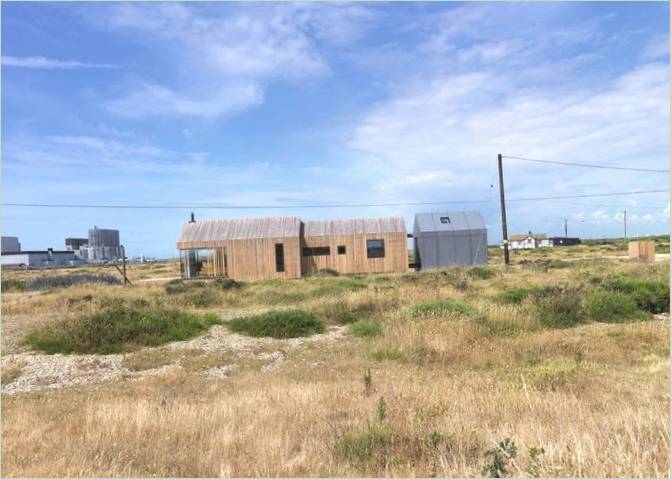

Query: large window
[[275, 243, 285, 272], [366, 239, 385, 259], [303, 246, 330, 257], [180, 248, 226, 278]]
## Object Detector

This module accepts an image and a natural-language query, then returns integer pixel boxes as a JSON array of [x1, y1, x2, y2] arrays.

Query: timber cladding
[[177, 215, 408, 280]]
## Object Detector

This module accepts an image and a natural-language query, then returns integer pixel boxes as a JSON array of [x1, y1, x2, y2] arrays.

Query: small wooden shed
[[628, 240, 656, 262], [302, 217, 408, 275]]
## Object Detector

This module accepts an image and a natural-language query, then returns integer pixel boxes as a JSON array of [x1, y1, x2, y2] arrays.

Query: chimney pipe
[[190, 212, 195, 223]]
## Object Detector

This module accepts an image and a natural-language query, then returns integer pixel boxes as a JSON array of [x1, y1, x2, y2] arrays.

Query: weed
[[532, 286, 584, 329], [226, 309, 324, 338], [527, 446, 545, 477], [468, 267, 496, 280], [213, 277, 243, 290], [23, 301, 222, 354], [369, 347, 405, 362], [495, 287, 532, 304], [481, 438, 517, 478], [363, 368, 373, 396], [349, 320, 383, 339], [1, 278, 26, 292]]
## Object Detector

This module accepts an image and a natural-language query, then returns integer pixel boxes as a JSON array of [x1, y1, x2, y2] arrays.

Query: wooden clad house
[[302, 217, 408, 276], [177, 215, 408, 280], [177, 216, 302, 280]]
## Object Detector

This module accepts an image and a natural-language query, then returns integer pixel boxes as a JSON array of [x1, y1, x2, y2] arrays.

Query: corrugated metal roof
[[303, 217, 406, 236], [178, 216, 301, 243], [414, 211, 486, 233]]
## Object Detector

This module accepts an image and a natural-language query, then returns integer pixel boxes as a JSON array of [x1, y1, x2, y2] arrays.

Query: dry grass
[[1, 244, 669, 477]]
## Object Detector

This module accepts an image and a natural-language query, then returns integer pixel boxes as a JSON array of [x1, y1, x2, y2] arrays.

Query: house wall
[[301, 232, 408, 275], [178, 236, 301, 280]]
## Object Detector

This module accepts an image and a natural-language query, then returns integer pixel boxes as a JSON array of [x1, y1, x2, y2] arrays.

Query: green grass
[[584, 290, 649, 323], [23, 300, 222, 354], [600, 275, 669, 314], [467, 267, 496, 280], [410, 298, 478, 318], [532, 286, 584, 329], [226, 309, 325, 338], [349, 320, 383, 339], [495, 287, 533, 304], [369, 347, 405, 361]]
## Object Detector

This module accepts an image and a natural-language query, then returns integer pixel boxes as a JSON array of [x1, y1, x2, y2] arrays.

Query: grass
[[22, 300, 222, 354], [226, 309, 325, 338], [600, 275, 669, 314], [1, 242, 669, 477], [496, 287, 533, 304], [348, 319, 383, 339]]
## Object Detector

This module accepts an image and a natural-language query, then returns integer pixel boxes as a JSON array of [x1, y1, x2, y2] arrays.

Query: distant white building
[[502, 232, 552, 250], [1, 236, 21, 254]]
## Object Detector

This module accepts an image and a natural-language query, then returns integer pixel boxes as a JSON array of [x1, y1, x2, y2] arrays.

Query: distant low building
[[549, 237, 581, 247], [65, 237, 89, 259], [1, 248, 79, 269], [1, 236, 21, 254], [503, 232, 551, 250]]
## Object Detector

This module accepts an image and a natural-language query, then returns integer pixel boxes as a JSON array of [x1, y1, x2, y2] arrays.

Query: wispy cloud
[[2, 55, 115, 69]]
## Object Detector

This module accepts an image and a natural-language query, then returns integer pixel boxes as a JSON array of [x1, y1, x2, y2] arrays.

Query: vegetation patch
[[121, 349, 181, 372], [349, 320, 383, 339], [467, 267, 496, 280], [600, 275, 669, 314], [584, 290, 649, 323], [532, 286, 584, 329], [495, 287, 533, 304], [369, 347, 405, 361], [226, 309, 324, 338], [5, 274, 121, 292], [410, 298, 478, 319], [23, 300, 222, 354], [1, 278, 27, 292]]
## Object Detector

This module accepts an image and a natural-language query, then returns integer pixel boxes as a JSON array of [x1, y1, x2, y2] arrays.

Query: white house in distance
[[501, 232, 552, 250]]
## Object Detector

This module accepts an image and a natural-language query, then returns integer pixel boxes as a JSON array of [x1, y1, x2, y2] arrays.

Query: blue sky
[[2, 1, 669, 258]]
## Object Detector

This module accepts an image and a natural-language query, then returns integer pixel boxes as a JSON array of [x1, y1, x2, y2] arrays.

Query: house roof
[[303, 216, 406, 236], [178, 216, 301, 244], [414, 211, 486, 233], [510, 233, 547, 241]]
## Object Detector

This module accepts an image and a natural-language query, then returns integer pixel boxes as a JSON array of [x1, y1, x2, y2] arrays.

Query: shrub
[[584, 290, 649, 323], [213, 277, 243, 290], [1, 278, 26, 292], [23, 301, 222, 354], [496, 287, 532, 304], [532, 286, 584, 329], [21, 274, 121, 291], [601, 275, 669, 314], [410, 298, 477, 318], [369, 347, 405, 361], [482, 438, 517, 478], [349, 320, 383, 339], [468, 267, 496, 280], [226, 309, 324, 338]]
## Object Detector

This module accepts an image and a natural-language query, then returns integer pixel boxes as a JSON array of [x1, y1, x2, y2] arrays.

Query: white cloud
[[2, 56, 115, 69]]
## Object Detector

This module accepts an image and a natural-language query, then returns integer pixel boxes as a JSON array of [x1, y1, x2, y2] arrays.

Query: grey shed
[[413, 211, 488, 269]]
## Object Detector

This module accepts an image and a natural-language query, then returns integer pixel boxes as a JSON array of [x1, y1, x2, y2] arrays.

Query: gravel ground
[[1, 322, 347, 395]]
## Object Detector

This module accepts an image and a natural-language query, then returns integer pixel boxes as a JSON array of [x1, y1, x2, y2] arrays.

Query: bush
[[349, 320, 383, 339], [468, 267, 496, 280], [165, 280, 206, 295], [226, 309, 324, 338], [23, 300, 222, 354], [369, 347, 405, 361], [532, 286, 584, 329], [410, 298, 477, 318], [496, 287, 532, 304], [213, 277, 243, 290], [2, 278, 26, 291], [18, 274, 121, 291], [585, 290, 649, 323], [601, 275, 669, 314]]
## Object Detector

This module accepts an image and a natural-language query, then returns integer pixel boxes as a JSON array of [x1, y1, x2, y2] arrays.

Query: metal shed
[[413, 211, 488, 269]]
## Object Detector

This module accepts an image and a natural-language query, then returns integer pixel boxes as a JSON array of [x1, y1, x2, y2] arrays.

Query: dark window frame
[[366, 239, 385, 259], [303, 246, 331, 257], [337, 245, 346, 255], [440, 216, 451, 224], [275, 243, 285, 273]]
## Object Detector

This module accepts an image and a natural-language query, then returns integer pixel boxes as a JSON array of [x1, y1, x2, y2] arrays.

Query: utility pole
[[564, 219, 568, 238], [497, 153, 510, 266], [624, 209, 627, 239]]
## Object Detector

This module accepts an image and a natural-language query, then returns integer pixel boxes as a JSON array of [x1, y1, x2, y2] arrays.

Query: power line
[[2, 189, 668, 210], [502, 155, 669, 173]]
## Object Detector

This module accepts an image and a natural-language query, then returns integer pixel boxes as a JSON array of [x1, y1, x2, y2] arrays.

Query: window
[[303, 246, 330, 257], [337, 245, 346, 255], [275, 243, 285, 273], [366, 239, 385, 259], [440, 216, 451, 224]]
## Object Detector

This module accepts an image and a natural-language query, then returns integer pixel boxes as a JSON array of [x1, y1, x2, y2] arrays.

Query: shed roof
[[414, 211, 486, 233], [303, 217, 406, 237], [510, 233, 547, 241], [178, 216, 301, 244]]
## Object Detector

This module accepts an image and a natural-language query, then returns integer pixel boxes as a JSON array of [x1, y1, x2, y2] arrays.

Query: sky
[[2, 1, 669, 258]]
